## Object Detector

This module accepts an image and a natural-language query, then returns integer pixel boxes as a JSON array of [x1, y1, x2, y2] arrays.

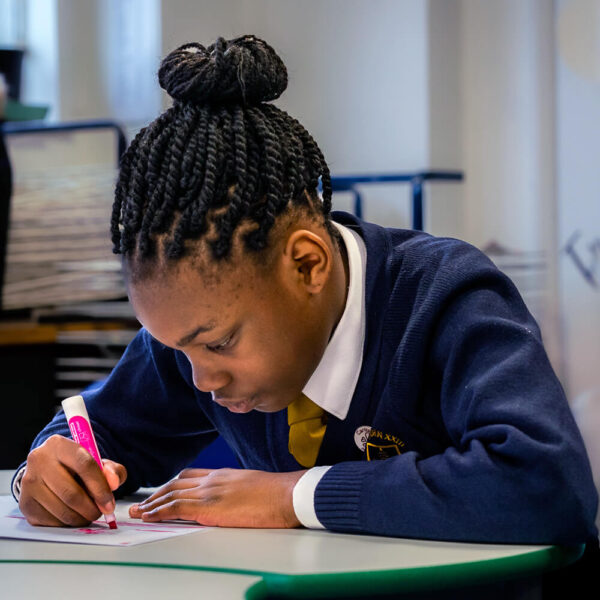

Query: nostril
[[190, 365, 232, 394]]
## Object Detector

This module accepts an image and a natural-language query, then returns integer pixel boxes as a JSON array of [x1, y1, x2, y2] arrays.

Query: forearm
[[313, 440, 597, 544]]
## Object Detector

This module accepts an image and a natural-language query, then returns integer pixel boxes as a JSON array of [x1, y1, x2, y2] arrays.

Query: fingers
[[137, 498, 202, 523], [136, 472, 213, 507], [129, 469, 304, 528], [43, 463, 102, 523], [129, 478, 203, 519], [19, 495, 64, 528], [20, 479, 98, 527], [102, 460, 128, 491], [178, 468, 213, 479], [20, 434, 119, 527], [144, 478, 201, 503], [53, 439, 115, 513]]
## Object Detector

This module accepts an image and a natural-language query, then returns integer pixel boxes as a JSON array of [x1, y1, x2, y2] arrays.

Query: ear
[[282, 229, 333, 294]]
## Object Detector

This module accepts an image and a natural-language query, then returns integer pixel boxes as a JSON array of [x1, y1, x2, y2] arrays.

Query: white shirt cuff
[[292, 465, 332, 529], [12, 466, 26, 501]]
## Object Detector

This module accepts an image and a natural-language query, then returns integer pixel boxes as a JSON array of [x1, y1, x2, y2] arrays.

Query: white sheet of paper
[[0, 495, 205, 546]]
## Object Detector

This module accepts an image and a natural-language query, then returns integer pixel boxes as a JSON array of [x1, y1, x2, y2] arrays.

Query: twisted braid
[[112, 35, 333, 267]]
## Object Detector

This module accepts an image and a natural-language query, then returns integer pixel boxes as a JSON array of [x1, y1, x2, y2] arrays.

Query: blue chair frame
[[330, 170, 464, 230]]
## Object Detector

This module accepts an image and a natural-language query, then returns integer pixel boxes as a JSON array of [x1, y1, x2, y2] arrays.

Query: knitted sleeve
[[17, 329, 217, 497], [313, 254, 598, 544]]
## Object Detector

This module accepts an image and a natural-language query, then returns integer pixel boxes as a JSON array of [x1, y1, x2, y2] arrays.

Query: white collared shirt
[[293, 221, 367, 528]]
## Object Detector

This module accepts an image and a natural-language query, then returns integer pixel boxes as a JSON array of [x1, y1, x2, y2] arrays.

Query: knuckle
[[27, 446, 43, 467], [165, 490, 179, 503], [59, 509, 87, 527], [165, 499, 180, 511], [21, 470, 38, 489], [45, 434, 65, 450], [203, 490, 221, 504], [61, 486, 81, 507], [74, 447, 95, 471], [18, 495, 37, 516], [26, 514, 45, 527], [29, 434, 67, 465]]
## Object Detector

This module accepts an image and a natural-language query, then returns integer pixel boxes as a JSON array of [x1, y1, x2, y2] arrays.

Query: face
[[127, 231, 340, 414]]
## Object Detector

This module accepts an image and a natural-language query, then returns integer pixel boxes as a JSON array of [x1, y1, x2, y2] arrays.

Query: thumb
[[102, 459, 127, 491]]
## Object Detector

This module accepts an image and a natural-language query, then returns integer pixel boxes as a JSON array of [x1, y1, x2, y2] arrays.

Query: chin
[[256, 397, 293, 413], [253, 403, 285, 414]]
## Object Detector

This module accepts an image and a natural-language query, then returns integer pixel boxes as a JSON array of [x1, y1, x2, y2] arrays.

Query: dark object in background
[[543, 536, 600, 599], [0, 49, 25, 100], [0, 127, 11, 311], [0, 47, 22, 308], [0, 342, 56, 468]]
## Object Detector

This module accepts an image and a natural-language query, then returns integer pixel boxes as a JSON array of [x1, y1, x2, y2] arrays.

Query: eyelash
[[205, 334, 234, 353]]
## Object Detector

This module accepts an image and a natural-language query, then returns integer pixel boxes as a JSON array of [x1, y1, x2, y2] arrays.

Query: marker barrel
[[61, 395, 117, 529]]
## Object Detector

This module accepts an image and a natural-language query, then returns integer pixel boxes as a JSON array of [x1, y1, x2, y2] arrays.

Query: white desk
[[0, 470, 582, 599], [0, 563, 263, 600]]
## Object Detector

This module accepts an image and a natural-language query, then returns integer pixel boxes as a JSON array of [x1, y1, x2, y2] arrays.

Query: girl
[[15, 36, 597, 543]]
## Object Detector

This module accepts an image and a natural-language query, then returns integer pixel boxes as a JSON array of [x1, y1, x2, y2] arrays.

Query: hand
[[129, 468, 306, 528], [19, 434, 127, 527]]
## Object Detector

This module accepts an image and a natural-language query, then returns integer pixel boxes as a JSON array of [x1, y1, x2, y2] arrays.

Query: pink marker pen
[[61, 395, 118, 529]]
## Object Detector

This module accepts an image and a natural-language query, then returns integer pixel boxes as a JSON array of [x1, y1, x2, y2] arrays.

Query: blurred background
[[0, 0, 598, 523]]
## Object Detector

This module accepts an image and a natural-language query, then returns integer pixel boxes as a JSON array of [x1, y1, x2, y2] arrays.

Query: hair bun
[[158, 35, 288, 106]]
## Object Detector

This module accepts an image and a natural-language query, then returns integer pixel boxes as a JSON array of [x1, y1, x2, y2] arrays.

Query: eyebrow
[[175, 321, 218, 348]]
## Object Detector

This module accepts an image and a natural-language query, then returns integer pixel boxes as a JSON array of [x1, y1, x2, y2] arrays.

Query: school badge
[[354, 425, 372, 451], [366, 428, 406, 461]]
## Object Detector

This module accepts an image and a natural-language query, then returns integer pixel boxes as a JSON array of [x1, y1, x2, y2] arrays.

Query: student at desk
[[12, 36, 597, 548]]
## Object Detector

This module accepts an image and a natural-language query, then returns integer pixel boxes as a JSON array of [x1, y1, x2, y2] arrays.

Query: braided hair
[[111, 35, 333, 271]]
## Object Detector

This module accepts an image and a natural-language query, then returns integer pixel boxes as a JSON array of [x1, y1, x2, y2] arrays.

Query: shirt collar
[[302, 221, 367, 420]]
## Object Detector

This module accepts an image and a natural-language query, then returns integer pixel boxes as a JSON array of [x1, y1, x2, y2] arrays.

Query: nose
[[189, 360, 232, 393]]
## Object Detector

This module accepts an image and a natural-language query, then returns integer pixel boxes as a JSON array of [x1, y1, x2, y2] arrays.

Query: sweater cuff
[[314, 461, 373, 531], [293, 466, 331, 528]]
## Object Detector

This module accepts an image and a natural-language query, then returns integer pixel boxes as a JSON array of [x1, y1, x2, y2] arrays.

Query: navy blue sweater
[[25, 212, 597, 543]]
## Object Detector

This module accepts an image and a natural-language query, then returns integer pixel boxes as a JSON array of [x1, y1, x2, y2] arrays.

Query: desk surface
[[0, 471, 582, 599]]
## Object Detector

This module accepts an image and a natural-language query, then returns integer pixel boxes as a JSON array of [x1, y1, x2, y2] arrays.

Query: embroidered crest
[[366, 428, 406, 460], [354, 425, 372, 451]]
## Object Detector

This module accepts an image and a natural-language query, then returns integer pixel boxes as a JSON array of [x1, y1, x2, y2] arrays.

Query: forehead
[[127, 251, 267, 340]]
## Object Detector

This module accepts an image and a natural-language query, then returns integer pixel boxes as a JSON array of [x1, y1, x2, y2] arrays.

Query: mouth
[[211, 393, 257, 414]]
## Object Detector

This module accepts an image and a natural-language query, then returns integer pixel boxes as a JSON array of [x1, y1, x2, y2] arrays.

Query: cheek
[[237, 327, 294, 386]]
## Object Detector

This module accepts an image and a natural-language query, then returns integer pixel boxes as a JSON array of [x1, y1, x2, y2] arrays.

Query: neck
[[327, 235, 350, 341]]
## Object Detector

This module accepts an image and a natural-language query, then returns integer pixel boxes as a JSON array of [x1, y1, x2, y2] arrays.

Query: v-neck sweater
[[19, 212, 598, 544]]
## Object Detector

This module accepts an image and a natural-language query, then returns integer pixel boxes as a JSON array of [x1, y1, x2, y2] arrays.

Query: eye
[[205, 333, 234, 353]]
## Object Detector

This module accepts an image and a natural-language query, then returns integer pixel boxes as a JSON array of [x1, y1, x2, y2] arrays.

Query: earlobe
[[285, 230, 332, 293]]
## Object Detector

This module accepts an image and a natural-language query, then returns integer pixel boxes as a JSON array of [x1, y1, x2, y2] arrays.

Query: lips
[[211, 393, 256, 414]]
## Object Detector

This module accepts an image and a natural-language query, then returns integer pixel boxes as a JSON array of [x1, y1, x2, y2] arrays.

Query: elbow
[[518, 467, 598, 544]]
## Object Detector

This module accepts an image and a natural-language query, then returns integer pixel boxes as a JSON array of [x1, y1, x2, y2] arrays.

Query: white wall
[[161, 0, 431, 228], [18, 1, 582, 385], [21, 0, 161, 126], [21, 0, 59, 120], [458, 0, 561, 371], [426, 0, 462, 238], [459, 0, 556, 253], [556, 0, 600, 400], [21, 0, 457, 231], [556, 0, 600, 526]]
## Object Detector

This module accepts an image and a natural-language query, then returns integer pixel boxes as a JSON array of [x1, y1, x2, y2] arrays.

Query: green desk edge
[[0, 543, 584, 599]]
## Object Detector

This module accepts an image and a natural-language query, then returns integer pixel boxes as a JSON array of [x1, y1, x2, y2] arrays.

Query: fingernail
[[104, 499, 115, 513]]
